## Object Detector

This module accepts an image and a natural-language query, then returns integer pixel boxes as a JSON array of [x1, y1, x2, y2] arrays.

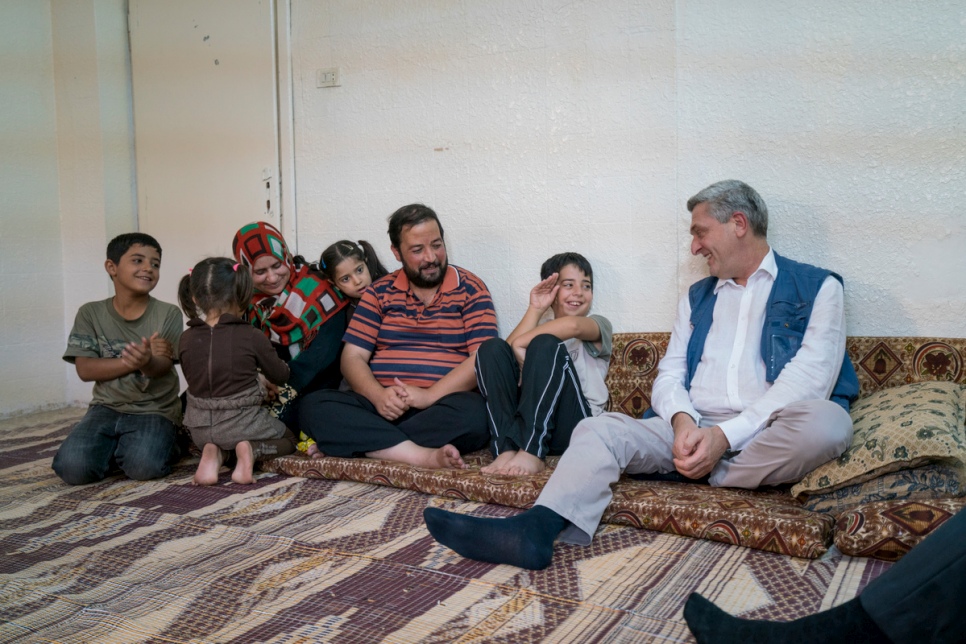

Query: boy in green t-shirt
[[54, 233, 184, 485]]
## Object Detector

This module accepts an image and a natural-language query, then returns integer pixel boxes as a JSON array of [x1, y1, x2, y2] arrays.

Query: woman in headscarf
[[232, 222, 349, 436]]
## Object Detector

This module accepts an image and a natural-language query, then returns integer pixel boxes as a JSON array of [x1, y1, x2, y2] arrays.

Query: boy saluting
[[474, 252, 612, 475], [54, 233, 183, 485]]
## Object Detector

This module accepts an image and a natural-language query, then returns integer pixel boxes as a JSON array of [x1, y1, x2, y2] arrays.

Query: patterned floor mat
[[0, 408, 891, 643]]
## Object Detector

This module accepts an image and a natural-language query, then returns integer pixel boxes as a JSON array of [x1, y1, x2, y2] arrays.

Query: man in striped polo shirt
[[299, 204, 497, 468]]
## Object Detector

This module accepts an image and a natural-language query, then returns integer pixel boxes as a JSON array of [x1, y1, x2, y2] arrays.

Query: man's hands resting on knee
[[671, 412, 730, 480], [374, 385, 410, 421]]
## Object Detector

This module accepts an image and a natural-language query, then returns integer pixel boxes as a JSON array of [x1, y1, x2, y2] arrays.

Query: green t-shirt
[[64, 297, 183, 424]]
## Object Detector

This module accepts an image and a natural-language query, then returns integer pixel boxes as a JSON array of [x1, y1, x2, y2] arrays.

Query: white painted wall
[[0, 1, 66, 415], [54, 0, 139, 405], [1, 0, 963, 416], [675, 1, 966, 337], [290, 0, 965, 338], [0, 0, 136, 417]]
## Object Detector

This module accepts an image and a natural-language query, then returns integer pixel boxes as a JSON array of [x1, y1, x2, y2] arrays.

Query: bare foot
[[306, 443, 325, 459], [428, 444, 466, 470], [503, 450, 546, 476], [193, 443, 224, 485], [481, 450, 517, 474], [367, 441, 466, 470], [231, 441, 255, 484]]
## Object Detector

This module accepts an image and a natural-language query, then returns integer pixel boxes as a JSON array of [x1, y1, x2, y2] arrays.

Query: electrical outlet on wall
[[316, 68, 341, 88]]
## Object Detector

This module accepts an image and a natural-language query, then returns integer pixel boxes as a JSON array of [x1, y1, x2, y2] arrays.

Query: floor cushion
[[792, 382, 965, 498], [263, 451, 835, 558], [835, 498, 966, 561], [800, 461, 964, 515]]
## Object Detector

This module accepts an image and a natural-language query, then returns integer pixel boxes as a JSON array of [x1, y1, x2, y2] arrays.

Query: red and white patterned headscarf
[[232, 222, 347, 353]]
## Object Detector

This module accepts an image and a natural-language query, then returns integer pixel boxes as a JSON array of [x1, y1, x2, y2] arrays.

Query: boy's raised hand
[[529, 273, 559, 312], [148, 332, 173, 360]]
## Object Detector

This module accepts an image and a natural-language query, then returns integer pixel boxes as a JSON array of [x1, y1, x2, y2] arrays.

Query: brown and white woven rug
[[0, 408, 891, 643]]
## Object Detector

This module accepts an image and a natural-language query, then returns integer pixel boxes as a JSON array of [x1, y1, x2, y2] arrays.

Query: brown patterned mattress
[[265, 335, 966, 560], [264, 453, 833, 559]]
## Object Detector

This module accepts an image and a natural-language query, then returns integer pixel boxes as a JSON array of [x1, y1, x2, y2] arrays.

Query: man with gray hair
[[424, 179, 860, 570]]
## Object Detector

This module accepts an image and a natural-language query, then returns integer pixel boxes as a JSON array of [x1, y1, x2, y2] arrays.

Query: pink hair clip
[[232, 263, 240, 271], [188, 268, 193, 274]]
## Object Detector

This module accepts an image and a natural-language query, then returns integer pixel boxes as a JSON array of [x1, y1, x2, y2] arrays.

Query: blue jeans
[[52, 405, 179, 485]]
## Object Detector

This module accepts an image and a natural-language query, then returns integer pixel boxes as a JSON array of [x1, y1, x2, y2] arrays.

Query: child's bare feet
[[306, 443, 325, 459], [193, 443, 224, 485], [503, 450, 546, 476], [367, 441, 466, 470], [231, 440, 255, 484], [481, 449, 517, 474]]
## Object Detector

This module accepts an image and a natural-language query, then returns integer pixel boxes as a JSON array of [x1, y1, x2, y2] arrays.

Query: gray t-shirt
[[561, 313, 613, 416], [64, 297, 183, 424]]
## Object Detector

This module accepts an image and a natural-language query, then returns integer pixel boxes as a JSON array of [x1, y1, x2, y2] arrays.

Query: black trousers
[[474, 335, 590, 458], [298, 389, 489, 457], [860, 506, 966, 643]]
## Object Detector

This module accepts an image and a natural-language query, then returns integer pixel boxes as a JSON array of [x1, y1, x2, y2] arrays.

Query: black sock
[[423, 505, 567, 570], [684, 592, 892, 644]]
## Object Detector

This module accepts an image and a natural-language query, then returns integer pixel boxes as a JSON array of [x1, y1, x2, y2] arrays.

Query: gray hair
[[687, 180, 768, 237]]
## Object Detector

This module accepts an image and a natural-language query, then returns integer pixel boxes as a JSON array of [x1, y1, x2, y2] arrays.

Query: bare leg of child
[[503, 450, 546, 476], [193, 443, 224, 485], [231, 440, 255, 484], [368, 441, 466, 470], [481, 450, 517, 474]]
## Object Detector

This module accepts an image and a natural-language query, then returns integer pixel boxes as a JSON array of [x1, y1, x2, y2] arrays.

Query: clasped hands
[[120, 332, 171, 374], [374, 377, 432, 421], [671, 413, 731, 480]]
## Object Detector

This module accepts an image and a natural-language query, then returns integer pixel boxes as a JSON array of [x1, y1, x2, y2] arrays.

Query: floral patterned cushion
[[800, 461, 964, 515], [603, 335, 966, 420], [792, 382, 966, 497], [835, 498, 966, 561]]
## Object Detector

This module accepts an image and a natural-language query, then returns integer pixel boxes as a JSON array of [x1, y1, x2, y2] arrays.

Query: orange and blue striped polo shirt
[[343, 265, 498, 388]]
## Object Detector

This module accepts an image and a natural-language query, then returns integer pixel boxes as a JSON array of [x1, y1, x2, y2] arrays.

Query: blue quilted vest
[[643, 253, 859, 418]]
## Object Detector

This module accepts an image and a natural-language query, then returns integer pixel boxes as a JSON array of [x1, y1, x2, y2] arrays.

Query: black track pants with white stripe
[[474, 334, 591, 458]]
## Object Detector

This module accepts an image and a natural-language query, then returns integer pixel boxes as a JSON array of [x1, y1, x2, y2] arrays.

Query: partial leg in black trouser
[[685, 507, 966, 643], [298, 389, 489, 457], [475, 334, 590, 458], [860, 507, 966, 643]]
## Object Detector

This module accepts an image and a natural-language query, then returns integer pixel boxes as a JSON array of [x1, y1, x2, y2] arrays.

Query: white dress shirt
[[651, 249, 847, 451]]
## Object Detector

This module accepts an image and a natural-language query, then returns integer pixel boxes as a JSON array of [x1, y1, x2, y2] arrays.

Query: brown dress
[[179, 314, 295, 458]]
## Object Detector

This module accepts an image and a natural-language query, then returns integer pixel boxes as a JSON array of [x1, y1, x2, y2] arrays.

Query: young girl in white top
[[295, 240, 390, 458]]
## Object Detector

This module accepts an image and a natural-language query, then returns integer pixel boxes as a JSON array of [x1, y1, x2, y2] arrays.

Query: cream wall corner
[[0, 1, 67, 417], [0, 0, 136, 417], [54, 0, 139, 406]]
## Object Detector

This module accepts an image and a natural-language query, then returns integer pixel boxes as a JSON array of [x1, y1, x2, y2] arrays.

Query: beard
[[404, 255, 448, 289]]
